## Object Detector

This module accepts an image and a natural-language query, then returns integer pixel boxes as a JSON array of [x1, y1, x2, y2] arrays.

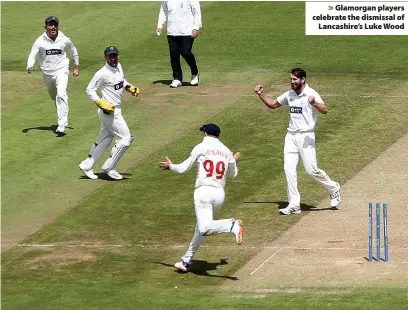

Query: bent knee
[[198, 222, 211, 236], [118, 135, 134, 147], [305, 166, 321, 176]]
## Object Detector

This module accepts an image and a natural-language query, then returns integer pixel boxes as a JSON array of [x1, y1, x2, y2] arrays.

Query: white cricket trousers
[[81, 108, 133, 172], [43, 70, 69, 127], [284, 131, 337, 207], [97, 108, 132, 146], [181, 186, 235, 263]]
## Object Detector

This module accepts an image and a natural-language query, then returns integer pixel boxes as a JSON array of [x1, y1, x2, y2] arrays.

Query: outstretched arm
[[254, 85, 283, 109], [159, 147, 200, 174], [159, 153, 196, 174]]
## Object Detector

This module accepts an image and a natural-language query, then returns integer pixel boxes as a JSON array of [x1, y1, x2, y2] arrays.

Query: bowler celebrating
[[254, 68, 340, 215]]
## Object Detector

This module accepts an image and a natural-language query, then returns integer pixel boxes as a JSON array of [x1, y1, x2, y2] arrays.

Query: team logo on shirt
[[114, 81, 124, 90], [290, 107, 303, 114], [45, 49, 62, 55]]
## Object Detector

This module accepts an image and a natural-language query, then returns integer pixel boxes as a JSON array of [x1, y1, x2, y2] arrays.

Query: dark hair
[[291, 68, 306, 79]]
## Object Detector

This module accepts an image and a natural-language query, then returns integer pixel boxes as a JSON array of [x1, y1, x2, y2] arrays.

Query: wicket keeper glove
[[95, 99, 115, 113], [125, 85, 140, 97]]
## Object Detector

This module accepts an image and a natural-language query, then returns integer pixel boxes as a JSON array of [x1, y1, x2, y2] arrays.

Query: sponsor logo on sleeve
[[45, 49, 62, 55], [290, 107, 303, 114], [114, 81, 124, 90]]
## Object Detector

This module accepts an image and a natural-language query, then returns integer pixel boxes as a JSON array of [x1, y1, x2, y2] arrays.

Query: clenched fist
[[254, 85, 263, 95]]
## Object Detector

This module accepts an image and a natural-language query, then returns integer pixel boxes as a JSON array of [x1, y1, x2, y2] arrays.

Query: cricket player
[[27, 16, 80, 134], [79, 46, 140, 181], [159, 123, 243, 272], [254, 68, 341, 215]]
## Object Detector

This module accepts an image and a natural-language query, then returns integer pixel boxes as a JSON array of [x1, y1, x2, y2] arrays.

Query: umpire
[[156, 1, 202, 88]]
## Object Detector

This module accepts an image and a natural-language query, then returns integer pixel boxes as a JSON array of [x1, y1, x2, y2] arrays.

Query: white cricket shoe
[[174, 260, 190, 272], [279, 205, 301, 215], [330, 182, 341, 208], [232, 219, 243, 246], [55, 125, 66, 133], [106, 169, 123, 180], [170, 80, 182, 88], [79, 161, 98, 180], [190, 70, 199, 86]]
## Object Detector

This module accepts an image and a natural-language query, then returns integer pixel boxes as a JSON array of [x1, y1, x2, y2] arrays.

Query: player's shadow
[[243, 200, 333, 212], [157, 258, 238, 280], [78, 172, 132, 181], [273, 201, 337, 212], [22, 125, 74, 137], [152, 80, 195, 87]]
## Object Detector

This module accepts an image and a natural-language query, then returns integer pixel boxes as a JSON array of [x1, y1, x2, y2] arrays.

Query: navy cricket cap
[[45, 16, 59, 25], [200, 123, 221, 137], [104, 46, 119, 55]]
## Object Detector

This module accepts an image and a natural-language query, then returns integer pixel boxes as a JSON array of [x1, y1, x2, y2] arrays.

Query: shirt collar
[[105, 62, 119, 72], [43, 31, 63, 42], [203, 136, 219, 142]]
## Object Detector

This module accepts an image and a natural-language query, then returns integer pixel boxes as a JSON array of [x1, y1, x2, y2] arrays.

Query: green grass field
[[2, 2, 408, 309]]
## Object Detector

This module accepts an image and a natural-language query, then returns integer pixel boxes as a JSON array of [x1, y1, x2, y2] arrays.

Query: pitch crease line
[[250, 248, 281, 276]]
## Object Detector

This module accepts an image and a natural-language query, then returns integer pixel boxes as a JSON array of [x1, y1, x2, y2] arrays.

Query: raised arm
[[308, 95, 328, 114], [254, 85, 283, 110]]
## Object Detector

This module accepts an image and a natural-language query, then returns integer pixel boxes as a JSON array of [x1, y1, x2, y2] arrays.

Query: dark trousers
[[167, 35, 198, 82]]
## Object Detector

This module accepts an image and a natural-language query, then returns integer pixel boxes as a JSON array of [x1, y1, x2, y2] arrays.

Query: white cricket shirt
[[170, 136, 238, 188], [86, 63, 131, 108], [26, 31, 79, 75], [277, 84, 324, 132], [157, 1, 202, 35]]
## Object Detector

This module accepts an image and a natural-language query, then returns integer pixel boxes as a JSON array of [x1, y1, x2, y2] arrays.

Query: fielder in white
[[27, 16, 80, 134], [79, 46, 140, 181], [159, 124, 243, 272], [254, 68, 341, 215]]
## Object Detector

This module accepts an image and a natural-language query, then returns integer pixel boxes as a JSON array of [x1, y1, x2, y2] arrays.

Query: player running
[[159, 123, 243, 272]]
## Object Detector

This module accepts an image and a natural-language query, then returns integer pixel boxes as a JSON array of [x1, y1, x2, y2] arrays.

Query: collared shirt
[[27, 31, 79, 75], [170, 136, 238, 188], [86, 63, 131, 108], [277, 84, 324, 132], [157, 1, 202, 36]]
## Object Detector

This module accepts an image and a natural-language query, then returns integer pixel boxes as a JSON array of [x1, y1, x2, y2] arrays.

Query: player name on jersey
[[205, 149, 230, 159]]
